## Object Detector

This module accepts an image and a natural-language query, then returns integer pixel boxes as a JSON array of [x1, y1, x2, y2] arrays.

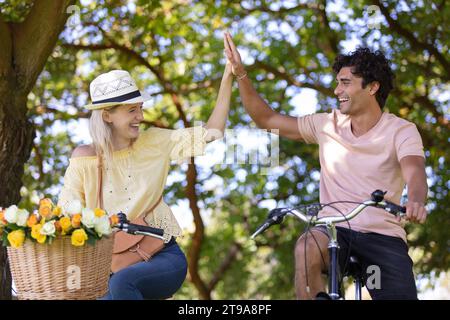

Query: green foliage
[[0, 0, 33, 22], [6, 0, 448, 298]]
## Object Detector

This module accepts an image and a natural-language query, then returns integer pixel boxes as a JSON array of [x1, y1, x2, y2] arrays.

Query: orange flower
[[0, 210, 6, 225], [39, 198, 53, 207], [71, 214, 81, 228], [38, 198, 53, 219], [27, 214, 39, 227], [54, 220, 62, 233], [110, 214, 119, 226]]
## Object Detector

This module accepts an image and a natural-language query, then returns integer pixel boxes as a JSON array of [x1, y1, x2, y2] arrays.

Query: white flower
[[81, 208, 96, 228], [94, 215, 112, 237], [16, 209, 30, 227], [40, 221, 56, 236], [5, 205, 19, 224], [65, 200, 82, 216]]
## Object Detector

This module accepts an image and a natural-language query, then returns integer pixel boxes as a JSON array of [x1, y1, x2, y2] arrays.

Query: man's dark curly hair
[[332, 47, 395, 108]]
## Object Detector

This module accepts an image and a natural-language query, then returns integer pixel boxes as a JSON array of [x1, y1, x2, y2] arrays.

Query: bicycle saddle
[[344, 256, 364, 281]]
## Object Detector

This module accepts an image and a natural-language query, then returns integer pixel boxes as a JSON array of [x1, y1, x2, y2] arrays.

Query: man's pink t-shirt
[[297, 109, 424, 241]]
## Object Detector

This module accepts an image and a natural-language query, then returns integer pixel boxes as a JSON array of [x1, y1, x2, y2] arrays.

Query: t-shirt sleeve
[[57, 160, 86, 208], [140, 126, 208, 161], [296, 113, 326, 144], [169, 126, 208, 161], [395, 122, 425, 162]]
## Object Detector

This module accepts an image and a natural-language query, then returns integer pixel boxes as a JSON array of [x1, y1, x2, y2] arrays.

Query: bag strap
[[97, 154, 104, 209], [96, 154, 163, 218]]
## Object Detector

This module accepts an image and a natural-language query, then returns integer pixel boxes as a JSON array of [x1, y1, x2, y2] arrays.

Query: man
[[224, 33, 427, 300]]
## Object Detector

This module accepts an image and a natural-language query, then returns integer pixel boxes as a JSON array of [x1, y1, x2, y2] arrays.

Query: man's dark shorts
[[314, 226, 418, 300]]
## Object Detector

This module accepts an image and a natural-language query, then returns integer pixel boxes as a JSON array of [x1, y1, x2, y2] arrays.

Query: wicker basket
[[7, 235, 114, 300]]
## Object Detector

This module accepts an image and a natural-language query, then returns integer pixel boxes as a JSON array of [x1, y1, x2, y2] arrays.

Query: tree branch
[[64, 42, 222, 97], [254, 60, 334, 96], [207, 242, 242, 292], [169, 93, 211, 298], [36, 104, 169, 129], [240, 2, 320, 16], [12, 0, 75, 93], [185, 161, 210, 299], [31, 139, 44, 181], [317, 0, 339, 55], [411, 96, 449, 130], [373, 0, 449, 73]]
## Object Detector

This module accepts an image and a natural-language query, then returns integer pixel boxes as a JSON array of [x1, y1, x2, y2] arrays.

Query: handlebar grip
[[125, 224, 164, 236], [251, 208, 288, 239], [250, 221, 272, 239], [383, 200, 406, 216]]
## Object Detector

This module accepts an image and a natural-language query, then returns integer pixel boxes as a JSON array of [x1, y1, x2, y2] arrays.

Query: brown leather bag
[[97, 155, 165, 274]]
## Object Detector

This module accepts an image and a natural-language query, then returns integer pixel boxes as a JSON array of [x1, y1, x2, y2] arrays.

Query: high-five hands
[[224, 32, 247, 80]]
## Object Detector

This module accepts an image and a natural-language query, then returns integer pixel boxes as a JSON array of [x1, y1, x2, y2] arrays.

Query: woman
[[58, 56, 233, 299]]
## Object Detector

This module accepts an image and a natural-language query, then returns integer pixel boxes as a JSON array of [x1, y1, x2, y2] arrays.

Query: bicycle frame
[[251, 191, 406, 300], [289, 201, 379, 300]]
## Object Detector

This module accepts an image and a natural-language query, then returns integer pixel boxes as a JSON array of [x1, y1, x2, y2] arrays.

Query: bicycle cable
[[288, 203, 330, 299], [319, 200, 368, 298], [295, 200, 363, 299]]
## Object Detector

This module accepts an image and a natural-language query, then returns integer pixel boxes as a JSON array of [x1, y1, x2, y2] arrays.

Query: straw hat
[[85, 70, 150, 110]]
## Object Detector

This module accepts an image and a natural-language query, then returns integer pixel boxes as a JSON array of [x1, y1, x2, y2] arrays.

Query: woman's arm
[[204, 60, 233, 142]]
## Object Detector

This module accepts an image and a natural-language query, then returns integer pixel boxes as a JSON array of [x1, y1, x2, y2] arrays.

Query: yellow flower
[[71, 229, 88, 247], [59, 217, 72, 233], [38, 198, 53, 219], [7, 229, 25, 248], [52, 206, 62, 217], [31, 224, 41, 238], [94, 208, 106, 218], [31, 224, 47, 244], [36, 234, 47, 244]]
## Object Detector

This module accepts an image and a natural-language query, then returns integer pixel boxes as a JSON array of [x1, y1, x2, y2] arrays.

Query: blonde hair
[[89, 108, 115, 164]]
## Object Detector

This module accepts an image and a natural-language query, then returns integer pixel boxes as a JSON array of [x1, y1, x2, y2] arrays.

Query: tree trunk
[[0, 77, 36, 299], [0, 0, 75, 300]]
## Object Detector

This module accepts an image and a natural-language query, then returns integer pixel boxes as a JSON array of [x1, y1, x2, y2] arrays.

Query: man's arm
[[399, 155, 428, 224], [224, 32, 303, 141]]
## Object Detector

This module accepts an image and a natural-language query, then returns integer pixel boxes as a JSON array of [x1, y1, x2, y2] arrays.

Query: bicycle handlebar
[[251, 190, 406, 239], [114, 212, 165, 240]]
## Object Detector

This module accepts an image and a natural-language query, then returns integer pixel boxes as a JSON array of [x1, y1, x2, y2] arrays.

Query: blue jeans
[[99, 241, 187, 300]]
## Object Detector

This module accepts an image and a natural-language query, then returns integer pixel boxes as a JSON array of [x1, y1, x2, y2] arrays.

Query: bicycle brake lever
[[117, 212, 128, 224], [306, 205, 321, 216]]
